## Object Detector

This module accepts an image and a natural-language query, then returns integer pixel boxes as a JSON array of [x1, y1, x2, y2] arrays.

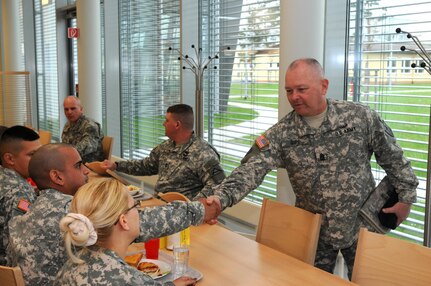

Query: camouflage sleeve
[[116, 147, 160, 176], [9, 185, 36, 219], [370, 110, 418, 203], [136, 201, 204, 242], [215, 147, 274, 209], [74, 122, 103, 158], [216, 132, 288, 210]]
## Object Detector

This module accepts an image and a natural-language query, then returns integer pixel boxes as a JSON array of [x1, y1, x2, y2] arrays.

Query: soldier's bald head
[[287, 58, 325, 79], [64, 95, 82, 107]]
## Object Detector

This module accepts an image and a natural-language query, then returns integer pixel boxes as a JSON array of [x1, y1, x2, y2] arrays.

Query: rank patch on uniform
[[256, 134, 269, 149], [17, 198, 30, 213]]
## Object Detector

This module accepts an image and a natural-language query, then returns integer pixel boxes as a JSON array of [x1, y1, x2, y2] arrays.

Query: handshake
[[198, 196, 222, 225]]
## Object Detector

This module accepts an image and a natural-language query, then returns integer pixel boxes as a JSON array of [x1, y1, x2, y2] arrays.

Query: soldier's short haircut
[[0, 125, 40, 157], [29, 143, 72, 190], [167, 104, 194, 130], [288, 58, 325, 78], [0, 125, 7, 140]]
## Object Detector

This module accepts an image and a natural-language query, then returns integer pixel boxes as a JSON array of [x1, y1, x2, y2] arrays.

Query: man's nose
[[289, 90, 299, 100]]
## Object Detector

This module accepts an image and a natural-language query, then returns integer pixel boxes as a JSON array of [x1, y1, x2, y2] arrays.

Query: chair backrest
[[0, 265, 25, 286], [158, 192, 189, 202], [255, 198, 322, 265], [38, 129, 52, 145], [102, 136, 114, 160], [352, 228, 431, 286]]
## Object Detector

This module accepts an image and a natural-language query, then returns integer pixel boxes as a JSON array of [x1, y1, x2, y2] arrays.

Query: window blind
[[119, 0, 181, 159], [348, 0, 431, 244], [34, 0, 60, 140], [201, 0, 280, 204]]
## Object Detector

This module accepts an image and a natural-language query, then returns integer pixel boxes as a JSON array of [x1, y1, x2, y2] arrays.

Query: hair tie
[[65, 213, 98, 246]]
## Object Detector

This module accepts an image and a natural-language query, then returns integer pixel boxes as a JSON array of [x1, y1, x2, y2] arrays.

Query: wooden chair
[[352, 228, 431, 286], [102, 136, 114, 160], [158, 192, 189, 202], [38, 129, 52, 145], [0, 265, 25, 286], [255, 198, 322, 265]]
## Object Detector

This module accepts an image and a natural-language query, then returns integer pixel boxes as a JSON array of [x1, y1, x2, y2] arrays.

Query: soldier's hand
[[206, 196, 221, 215], [101, 160, 116, 170], [382, 201, 411, 226], [198, 197, 220, 225]]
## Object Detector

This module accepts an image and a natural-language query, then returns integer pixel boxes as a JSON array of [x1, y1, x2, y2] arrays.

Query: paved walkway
[[205, 100, 278, 158]]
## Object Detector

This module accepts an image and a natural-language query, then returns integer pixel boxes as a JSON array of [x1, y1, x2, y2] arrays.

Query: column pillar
[[277, 0, 325, 204], [76, 0, 102, 123], [1, 0, 24, 126]]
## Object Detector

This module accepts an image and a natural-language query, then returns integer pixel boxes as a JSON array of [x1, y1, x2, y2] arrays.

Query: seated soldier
[[62, 96, 104, 163], [0, 126, 41, 265]]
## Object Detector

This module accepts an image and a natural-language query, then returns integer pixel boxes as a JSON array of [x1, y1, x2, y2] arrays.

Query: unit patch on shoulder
[[256, 134, 269, 150], [17, 198, 31, 213]]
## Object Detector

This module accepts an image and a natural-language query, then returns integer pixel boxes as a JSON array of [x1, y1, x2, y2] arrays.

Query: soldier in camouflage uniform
[[102, 104, 225, 200], [54, 178, 197, 286], [62, 95, 105, 163], [0, 126, 41, 265], [210, 58, 418, 279], [8, 144, 216, 285]]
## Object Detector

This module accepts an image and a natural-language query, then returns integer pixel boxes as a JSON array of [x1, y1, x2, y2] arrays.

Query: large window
[[348, 0, 431, 244], [202, 0, 280, 204], [119, 0, 181, 159]]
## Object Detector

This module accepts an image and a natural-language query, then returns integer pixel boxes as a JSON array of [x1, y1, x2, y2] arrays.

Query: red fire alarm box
[[68, 27, 79, 39]]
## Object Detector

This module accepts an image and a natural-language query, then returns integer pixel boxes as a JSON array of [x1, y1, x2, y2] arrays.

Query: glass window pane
[[202, 0, 280, 204], [119, 0, 181, 159], [348, 0, 431, 244]]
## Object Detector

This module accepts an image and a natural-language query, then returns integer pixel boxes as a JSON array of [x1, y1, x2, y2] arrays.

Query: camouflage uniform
[[136, 201, 204, 242], [8, 187, 204, 285], [0, 166, 37, 266], [116, 133, 225, 199], [54, 245, 174, 286], [7, 188, 73, 285], [62, 114, 104, 163], [214, 99, 418, 274]]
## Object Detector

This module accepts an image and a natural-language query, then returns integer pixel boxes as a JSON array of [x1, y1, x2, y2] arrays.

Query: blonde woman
[[54, 178, 197, 286]]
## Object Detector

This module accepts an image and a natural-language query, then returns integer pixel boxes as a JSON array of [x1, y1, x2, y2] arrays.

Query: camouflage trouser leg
[[314, 239, 358, 280], [340, 241, 358, 280], [314, 240, 338, 274]]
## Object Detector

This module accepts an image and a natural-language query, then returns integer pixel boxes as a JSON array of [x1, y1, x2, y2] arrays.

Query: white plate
[[128, 189, 142, 196], [138, 259, 171, 279], [133, 192, 152, 201]]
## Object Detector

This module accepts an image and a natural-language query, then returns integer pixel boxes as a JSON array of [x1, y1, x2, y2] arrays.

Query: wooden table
[[130, 223, 357, 286]]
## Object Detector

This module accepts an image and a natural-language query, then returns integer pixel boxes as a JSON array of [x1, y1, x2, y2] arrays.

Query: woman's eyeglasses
[[125, 201, 140, 212], [114, 201, 140, 225]]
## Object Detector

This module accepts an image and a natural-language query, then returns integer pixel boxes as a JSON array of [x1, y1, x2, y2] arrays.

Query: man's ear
[[118, 214, 130, 231], [49, 170, 64, 186], [2, 152, 15, 166]]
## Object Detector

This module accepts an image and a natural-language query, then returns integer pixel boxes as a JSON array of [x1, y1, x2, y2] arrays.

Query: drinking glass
[[173, 245, 189, 277]]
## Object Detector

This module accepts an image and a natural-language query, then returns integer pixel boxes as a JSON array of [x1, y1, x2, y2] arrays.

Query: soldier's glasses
[[114, 201, 140, 225]]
